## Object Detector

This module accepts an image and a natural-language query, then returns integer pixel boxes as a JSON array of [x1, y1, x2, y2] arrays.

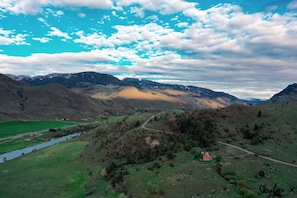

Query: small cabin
[[202, 152, 213, 161]]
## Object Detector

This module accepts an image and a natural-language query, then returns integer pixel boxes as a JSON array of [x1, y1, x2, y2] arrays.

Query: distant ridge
[[17, 72, 122, 88], [272, 83, 297, 98], [263, 83, 297, 104], [122, 78, 240, 101]]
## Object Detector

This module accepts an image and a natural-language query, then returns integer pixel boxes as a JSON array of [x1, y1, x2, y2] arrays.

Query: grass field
[[0, 121, 77, 138], [0, 137, 45, 154], [125, 150, 235, 198], [0, 141, 88, 198]]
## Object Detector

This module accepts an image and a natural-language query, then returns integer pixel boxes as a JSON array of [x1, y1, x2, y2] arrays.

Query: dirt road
[[218, 141, 297, 168], [142, 112, 297, 168]]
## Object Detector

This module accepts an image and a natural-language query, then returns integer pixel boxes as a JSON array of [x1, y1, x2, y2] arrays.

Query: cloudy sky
[[0, 0, 297, 99]]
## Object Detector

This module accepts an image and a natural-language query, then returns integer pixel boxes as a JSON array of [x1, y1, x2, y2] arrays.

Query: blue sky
[[0, 0, 297, 99]]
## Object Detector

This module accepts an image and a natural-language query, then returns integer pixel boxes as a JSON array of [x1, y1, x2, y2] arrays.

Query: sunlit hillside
[[91, 86, 183, 103]]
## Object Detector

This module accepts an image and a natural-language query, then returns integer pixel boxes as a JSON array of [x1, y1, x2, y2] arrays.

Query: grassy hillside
[[78, 104, 297, 197], [1, 102, 297, 197]]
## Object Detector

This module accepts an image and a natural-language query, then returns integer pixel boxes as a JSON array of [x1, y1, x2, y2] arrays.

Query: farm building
[[202, 152, 212, 161]]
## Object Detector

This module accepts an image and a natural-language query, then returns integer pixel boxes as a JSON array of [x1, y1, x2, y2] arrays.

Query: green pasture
[[0, 121, 77, 138], [0, 141, 88, 198], [219, 153, 297, 198], [125, 150, 234, 198], [0, 138, 45, 154]]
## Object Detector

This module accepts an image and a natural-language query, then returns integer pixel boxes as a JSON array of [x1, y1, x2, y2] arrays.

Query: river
[[0, 133, 82, 164]]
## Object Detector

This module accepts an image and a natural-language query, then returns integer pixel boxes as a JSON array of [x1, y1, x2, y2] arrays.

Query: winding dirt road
[[142, 112, 297, 168], [218, 141, 297, 168]]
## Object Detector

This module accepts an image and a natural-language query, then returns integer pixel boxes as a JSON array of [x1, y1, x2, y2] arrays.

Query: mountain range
[[2, 72, 296, 121], [10, 72, 241, 100], [15, 72, 242, 102]]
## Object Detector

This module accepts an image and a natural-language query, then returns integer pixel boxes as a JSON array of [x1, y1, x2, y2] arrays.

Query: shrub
[[258, 170, 265, 178], [166, 151, 175, 160]]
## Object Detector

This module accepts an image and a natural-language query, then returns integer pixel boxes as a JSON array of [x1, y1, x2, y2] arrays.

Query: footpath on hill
[[141, 112, 297, 168]]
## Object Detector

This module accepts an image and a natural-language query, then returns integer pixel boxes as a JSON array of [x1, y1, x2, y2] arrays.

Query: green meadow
[[0, 141, 88, 198], [0, 138, 45, 154], [0, 121, 77, 138]]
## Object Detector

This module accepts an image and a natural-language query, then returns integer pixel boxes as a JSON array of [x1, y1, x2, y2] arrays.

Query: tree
[[17, 88, 28, 111], [134, 120, 141, 127], [258, 170, 265, 177], [174, 113, 217, 148], [257, 110, 262, 118], [166, 151, 175, 160]]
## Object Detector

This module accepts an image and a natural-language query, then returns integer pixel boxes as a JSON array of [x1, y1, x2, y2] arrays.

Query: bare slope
[[92, 86, 182, 103]]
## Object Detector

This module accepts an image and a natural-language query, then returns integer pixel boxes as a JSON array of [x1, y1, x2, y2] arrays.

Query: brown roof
[[202, 152, 212, 161]]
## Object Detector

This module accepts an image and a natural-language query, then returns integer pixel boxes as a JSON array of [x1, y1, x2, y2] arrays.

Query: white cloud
[[37, 17, 50, 27], [74, 31, 113, 48], [0, 50, 117, 75], [115, 0, 198, 15], [45, 8, 64, 17], [130, 6, 145, 18], [32, 37, 51, 43], [78, 13, 86, 18], [1, 0, 48, 15], [102, 14, 111, 21], [176, 22, 188, 28], [37, 17, 46, 23], [0, 28, 29, 45], [0, 0, 113, 15], [51, 0, 113, 9], [0, 28, 12, 36], [74, 23, 173, 49], [146, 15, 158, 22], [47, 27, 71, 40]]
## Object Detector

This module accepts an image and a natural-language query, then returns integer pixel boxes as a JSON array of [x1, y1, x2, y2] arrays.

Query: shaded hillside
[[263, 83, 297, 104], [0, 74, 129, 121], [0, 74, 29, 114]]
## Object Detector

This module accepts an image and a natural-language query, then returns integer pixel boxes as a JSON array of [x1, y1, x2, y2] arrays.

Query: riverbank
[[0, 141, 88, 197], [0, 133, 82, 163]]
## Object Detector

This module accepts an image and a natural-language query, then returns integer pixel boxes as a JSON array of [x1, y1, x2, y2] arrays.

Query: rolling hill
[[74, 99, 297, 197], [0, 74, 128, 121]]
